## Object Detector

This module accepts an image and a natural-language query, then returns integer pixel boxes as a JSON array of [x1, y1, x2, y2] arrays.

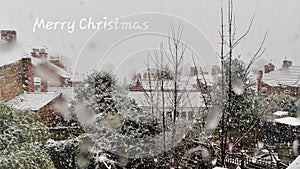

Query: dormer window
[[34, 77, 41, 92]]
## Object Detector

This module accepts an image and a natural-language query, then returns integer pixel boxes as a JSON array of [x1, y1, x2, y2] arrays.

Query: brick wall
[[1, 30, 16, 43], [258, 82, 300, 97], [38, 97, 63, 127], [0, 60, 23, 101], [0, 58, 35, 101]]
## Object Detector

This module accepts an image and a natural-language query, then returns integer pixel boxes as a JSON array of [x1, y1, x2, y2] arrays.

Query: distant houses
[[128, 67, 214, 121]]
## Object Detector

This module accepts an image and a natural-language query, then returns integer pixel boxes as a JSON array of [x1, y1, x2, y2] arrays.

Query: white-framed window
[[34, 77, 41, 92], [284, 90, 290, 96], [261, 87, 267, 96]]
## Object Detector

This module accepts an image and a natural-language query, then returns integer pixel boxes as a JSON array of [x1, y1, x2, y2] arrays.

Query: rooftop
[[128, 91, 207, 109], [274, 117, 300, 126], [262, 66, 300, 87], [5, 92, 61, 111], [0, 46, 29, 67], [70, 74, 84, 82], [31, 57, 71, 78], [48, 87, 74, 100], [273, 111, 289, 117]]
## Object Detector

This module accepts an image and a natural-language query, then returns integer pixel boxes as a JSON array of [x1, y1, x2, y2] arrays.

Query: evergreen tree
[[75, 70, 117, 116], [73, 70, 161, 168]]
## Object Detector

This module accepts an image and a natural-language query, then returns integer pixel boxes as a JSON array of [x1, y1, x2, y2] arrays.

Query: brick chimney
[[49, 54, 65, 69], [257, 70, 263, 82], [1, 30, 17, 43], [283, 60, 292, 69], [21, 58, 34, 93], [31, 47, 48, 58], [190, 67, 198, 76], [264, 63, 275, 73]]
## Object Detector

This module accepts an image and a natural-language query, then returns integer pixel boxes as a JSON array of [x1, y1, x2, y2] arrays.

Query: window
[[284, 90, 290, 96], [181, 111, 187, 120], [188, 111, 194, 120], [34, 77, 41, 92], [143, 72, 148, 79], [261, 87, 267, 96]]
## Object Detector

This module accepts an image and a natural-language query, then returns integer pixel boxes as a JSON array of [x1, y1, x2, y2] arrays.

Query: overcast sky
[[1, 0, 300, 78]]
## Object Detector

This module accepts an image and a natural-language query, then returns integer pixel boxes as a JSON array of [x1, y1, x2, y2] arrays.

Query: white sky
[[1, 0, 300, 78]]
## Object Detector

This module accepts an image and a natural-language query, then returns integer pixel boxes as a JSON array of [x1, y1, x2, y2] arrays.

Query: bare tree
[[136, 21, 218, 168], [217, 0, 267, 167]]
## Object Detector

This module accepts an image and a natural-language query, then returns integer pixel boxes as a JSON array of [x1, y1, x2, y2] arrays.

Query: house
[[128, 91, 207, 121], [30, 47, 72, 89], [128, 67, 213, 121], [258, 60, 300, 97], [5, 92, 63, 127], [0, 30, 70, 127], [0, 55, 64, 127], [130, 67, 213, 93]]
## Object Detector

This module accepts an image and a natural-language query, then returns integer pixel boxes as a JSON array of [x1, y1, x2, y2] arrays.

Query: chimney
[[264, 63, 275, 73], [1, 30, 17, 43], [190, 67, 198, 76], [49, 54, 65, 68], [39, 48, 48, 58], [21, 58, 34, 93], [283, 60, 292, 69], [258, 70, 263, 81], [31, 47, 48, 58]]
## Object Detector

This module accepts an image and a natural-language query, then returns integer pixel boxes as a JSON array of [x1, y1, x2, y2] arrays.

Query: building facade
[[258, 60, 300, 97], [0, 30, 72, 127]]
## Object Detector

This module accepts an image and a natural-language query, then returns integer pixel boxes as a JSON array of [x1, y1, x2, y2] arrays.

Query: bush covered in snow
[[45, 138, 81, 169], [0, 104, 55, 169]]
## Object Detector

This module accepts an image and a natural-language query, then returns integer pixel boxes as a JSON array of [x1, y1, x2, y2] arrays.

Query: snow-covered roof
[[181, 75, 213, 86], [262, 66, 300, 87], [128, 91, 207, 109], [0, 46, 29, 67], [31, 57, 71, 78], [274, 117, 300, 126], [287, 155, 300, 169], [48, 87, 74, 100], [5, 92, 61, 111], [140, 80, 195, 91], [273, 111, 289, 116], [139, 75, 213, 91], [50, 63, 71, 78], [70, 74, 84, 82]]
